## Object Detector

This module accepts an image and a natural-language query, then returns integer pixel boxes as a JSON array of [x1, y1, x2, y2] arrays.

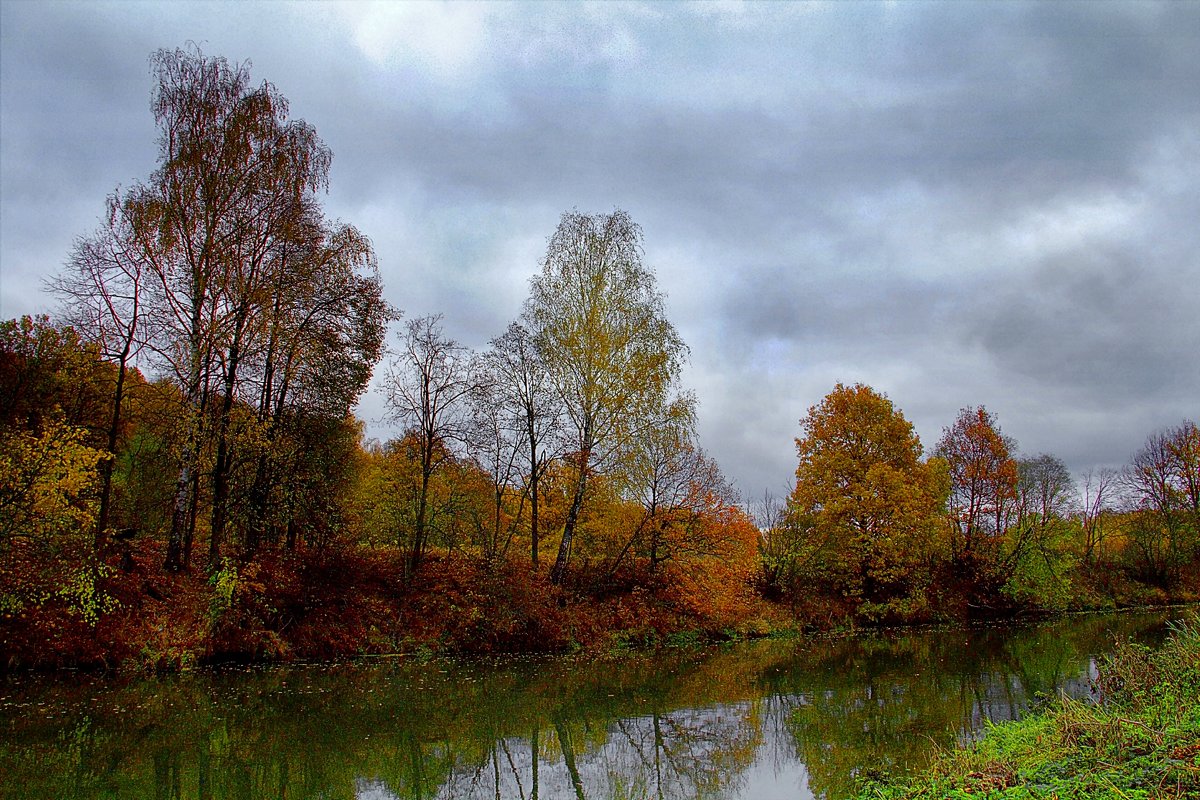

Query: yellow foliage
[[0, 416, 106, 542]]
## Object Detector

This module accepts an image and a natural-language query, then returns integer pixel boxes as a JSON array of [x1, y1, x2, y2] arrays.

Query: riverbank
[[3, 538, 1197, 672], [855, 617, 1200, 799], [0, 540, 771, 670]]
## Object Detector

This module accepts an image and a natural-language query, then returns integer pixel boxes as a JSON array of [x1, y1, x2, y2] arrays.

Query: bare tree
[[1123, 420, 1200, 586], [606, 393, 721, 576], [384, 315, 474, 579], [464, 366, 524, 560], [1079, 467, 1117, 565], [479, 322, 564, 567], [51, 194, 148, 547]]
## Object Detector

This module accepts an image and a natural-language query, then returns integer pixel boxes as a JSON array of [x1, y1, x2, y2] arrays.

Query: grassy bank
[[856, 617, 1200, 799]]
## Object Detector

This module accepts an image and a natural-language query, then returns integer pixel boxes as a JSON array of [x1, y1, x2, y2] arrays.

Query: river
[[0, 609, 1188, 800]]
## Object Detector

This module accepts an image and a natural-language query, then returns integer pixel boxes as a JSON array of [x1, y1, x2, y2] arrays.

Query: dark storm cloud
[[1, 0, 1197, 501]]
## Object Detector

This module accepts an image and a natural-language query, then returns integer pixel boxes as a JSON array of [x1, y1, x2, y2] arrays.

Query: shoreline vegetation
[[1, 531, 1197, 673], [854, 617, 1200, 799], [3, 47, 1199, 673]]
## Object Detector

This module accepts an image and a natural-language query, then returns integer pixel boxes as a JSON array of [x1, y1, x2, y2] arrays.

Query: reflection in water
[[0, 610, 1185, 800]]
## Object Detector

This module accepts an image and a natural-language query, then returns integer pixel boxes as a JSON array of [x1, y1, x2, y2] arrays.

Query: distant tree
[[525, 209, 687, 585], [787, 383, 943, 618], [935, 406, 1019, 562], [1005, 454, 1078, 608], [464, 367, 524, 561], [754, 485, 808, 601], [642, 443, 744, 575], [383, 315, 474, 580], [1079, 467, 1118, 565], [605, 393, 743, 576], [1012, 454, 1075, 561], [1123, 421, 1200, 586], [0, 316, 113, 436]]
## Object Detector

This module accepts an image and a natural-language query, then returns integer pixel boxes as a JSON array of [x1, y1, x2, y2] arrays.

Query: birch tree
[[524, 209, 687, 585]]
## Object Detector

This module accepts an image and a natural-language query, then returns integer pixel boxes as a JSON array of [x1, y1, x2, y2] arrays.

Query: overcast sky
[[2, 0, 1197, 503]]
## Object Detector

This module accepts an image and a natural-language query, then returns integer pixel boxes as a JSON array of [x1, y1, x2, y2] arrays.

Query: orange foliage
[[936, 406, 1020, 559]]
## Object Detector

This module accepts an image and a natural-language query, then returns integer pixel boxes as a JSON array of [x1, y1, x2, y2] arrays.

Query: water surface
[[0, 610, 1186, 800]]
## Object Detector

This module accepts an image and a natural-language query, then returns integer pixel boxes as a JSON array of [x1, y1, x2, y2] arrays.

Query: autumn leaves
[[772, 383, 1200, 621]]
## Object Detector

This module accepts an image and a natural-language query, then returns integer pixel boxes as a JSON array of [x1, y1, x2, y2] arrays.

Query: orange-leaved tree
[[935, 406, 1019, 561], [786, 383, 943, 620]]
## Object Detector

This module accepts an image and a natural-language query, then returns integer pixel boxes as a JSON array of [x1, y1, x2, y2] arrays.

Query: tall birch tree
[[524, 209, 687, 586]]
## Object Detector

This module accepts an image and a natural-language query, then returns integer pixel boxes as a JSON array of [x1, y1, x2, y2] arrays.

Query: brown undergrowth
[[0, 539, 771, 671]]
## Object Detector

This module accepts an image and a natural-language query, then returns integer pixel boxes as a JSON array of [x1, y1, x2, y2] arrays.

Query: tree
[[476, 322, 563, 566], [787, 383, 943, 618], [239, 215, 389, 552], [755, 485, 807, 601], [52, 198, 148, 546], [384, 315, 474, 580], [144, 47, 332, 568], [1079, 467, 1118, 565], [59, 46, 387, 569], [0, 316, 113, 437], [1005, 454, 1077, 608], [604, 393, 744, 576], [638, 443, 745, 575], [935, 406, 1019, 562], [524, 209, 687, 585], [464, 368, 525, 561], [1012, 454, 1075, 559], [0, 416, 112, 626], [0, 416, 105, 546], [1123, 420, 1200, 586]]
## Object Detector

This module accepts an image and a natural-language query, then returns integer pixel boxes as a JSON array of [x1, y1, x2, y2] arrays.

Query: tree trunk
[[409, 459, 432, 582], [96, 336, 132, 550], [529, 426, 539, 567], [210, 322, 246, 562], [551, 446, 589, 586]]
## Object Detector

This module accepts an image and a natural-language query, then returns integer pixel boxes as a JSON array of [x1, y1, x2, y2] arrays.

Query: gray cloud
[[2, 0, 1197, 502]]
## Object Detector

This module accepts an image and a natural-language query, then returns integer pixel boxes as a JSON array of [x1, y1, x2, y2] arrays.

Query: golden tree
[[788, 383, 943, 618]]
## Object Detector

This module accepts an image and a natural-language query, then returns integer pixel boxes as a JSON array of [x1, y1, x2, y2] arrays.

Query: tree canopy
[[787, 383, 945, 618]]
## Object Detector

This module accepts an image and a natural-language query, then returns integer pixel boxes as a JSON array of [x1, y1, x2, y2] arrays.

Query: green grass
[[856, 618, 1200, 799]]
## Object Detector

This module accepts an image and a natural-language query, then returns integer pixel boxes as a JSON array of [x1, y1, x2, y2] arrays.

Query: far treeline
[[1, 48, 1197, 669]]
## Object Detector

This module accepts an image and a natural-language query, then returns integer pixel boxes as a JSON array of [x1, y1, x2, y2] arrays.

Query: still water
[[0, 610, 1187, 800]]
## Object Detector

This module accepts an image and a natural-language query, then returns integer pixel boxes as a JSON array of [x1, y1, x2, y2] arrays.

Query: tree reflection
[[0, 611, 1180, 800]]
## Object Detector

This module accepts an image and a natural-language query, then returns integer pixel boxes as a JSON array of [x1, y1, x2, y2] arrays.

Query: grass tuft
[[856, 616, 1200, 799]]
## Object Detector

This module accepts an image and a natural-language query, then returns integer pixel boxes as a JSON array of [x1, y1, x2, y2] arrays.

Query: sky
[[2, 0, 1198, 504]]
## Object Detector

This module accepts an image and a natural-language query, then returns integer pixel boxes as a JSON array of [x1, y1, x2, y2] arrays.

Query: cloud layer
[[2, 1, 1197, 501]]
